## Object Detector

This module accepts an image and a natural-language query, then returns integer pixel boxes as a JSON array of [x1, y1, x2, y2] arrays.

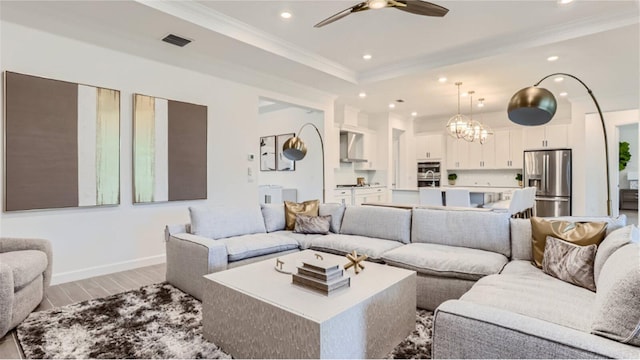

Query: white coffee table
[[203, 250, 416, 359]]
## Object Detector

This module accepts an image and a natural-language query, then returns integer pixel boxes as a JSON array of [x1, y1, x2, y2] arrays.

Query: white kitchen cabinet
[[355, 130, 384, 170], [333, 189, 353, 205], [467, 138, 496, 169], [494, 128, 523, 169], [415, 134, 444, 160], [353, 187, 387, 205], [446, 137, 469, 169], [523, 124, 568, 149]]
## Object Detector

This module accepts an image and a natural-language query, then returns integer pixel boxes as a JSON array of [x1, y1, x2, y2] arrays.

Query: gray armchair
[[0, 237, 52, 338]]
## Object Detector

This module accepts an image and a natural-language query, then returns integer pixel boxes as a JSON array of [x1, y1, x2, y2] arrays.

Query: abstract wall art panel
[[4, 71, 121, 211], [133, 94, 207, 203]]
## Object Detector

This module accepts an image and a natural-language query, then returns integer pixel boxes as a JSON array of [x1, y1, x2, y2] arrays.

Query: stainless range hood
[[340, 131, 368, 163]]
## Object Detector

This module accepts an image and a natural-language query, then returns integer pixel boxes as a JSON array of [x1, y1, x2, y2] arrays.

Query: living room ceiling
[[2, 0, 638, 122]]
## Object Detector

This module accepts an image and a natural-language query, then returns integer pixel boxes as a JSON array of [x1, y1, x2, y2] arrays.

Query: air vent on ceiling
[[162, 34, 192, 47]]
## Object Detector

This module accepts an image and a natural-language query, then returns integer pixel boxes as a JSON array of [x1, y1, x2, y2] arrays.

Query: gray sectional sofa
[[165, 203, 639, 358]]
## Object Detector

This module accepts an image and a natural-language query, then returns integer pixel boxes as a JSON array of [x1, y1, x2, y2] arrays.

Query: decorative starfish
[[344, 250, 368, 274]]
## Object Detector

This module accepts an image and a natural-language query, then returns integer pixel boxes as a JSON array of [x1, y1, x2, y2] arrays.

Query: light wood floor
[[0, 263, 166, 359]]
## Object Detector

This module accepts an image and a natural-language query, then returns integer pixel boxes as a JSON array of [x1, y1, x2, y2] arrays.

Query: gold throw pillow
[[530, 217, 607, 268], [284, 200, 319, 230]]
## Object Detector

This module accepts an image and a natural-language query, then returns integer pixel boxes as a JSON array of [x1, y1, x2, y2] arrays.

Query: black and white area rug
[[17, 283, 433, 359]]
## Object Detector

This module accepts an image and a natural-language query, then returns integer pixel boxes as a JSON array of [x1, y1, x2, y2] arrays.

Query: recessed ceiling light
[[363, 54, 372, 61], [559, 92, 568, 97], [558, 0, 574, 5], [411, 112, 418, 117], [438, 77, 447, 83], [280, 11, 292, 19], [461, 92, 468, 97], [554, 76, 564, 82], [547, 55, 559, 62], [358, 92, 367, 98], [388, 103, 395, 109]]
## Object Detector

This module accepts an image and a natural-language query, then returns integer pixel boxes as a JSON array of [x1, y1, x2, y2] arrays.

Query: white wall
[[0, 21, 334, 283], [574, 108, 639, 216], [257, 107, 324, 202], [619, 123, 639, 189]]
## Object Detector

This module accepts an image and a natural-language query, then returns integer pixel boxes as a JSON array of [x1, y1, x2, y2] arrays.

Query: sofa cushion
[[594, 225, 638, 287], [284, 200, 319, 230], [412, 208, 511, 257], [189, 206, 266, 240], [510, 216, 627, 262], [271, 230, 325, 250], [591, 243, 640, 346], [0, 250, 47, 289], [460, 270, 596, 332], [217, 233, 299, 262], [531, 218, 607, 268], [261, 203, 285, 232], [339, 206, 411, 244], [382, 243, 508, 281], [309, 234, 403, 261], [319, 203, 346, 234], [542, 236, 597, 291]]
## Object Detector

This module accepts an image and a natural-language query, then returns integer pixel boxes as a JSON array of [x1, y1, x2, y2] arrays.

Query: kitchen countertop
[[392, 186, 519, 193], [334, 185, 387, 190]]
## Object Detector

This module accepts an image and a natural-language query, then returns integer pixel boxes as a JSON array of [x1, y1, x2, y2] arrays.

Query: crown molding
[[359, 8, 639, 84], [134, 0, 358, 84]]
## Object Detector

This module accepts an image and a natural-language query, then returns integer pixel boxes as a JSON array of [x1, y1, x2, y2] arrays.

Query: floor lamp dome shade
[[282, 137, 307, 161], [507, 86, 557, 126]]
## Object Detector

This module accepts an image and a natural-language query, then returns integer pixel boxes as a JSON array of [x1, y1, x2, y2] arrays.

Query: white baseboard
[[51, 254, 166, 285]]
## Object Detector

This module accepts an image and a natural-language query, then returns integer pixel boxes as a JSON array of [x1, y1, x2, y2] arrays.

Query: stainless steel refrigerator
[[523, 149, 572, 217]]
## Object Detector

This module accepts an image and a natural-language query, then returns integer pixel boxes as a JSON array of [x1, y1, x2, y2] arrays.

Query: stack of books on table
[[292, 259, 350, 295]]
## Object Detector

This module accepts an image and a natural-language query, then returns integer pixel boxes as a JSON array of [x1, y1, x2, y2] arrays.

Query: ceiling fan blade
[[395, 0, 449, 17], [314, 2, 369, 28]]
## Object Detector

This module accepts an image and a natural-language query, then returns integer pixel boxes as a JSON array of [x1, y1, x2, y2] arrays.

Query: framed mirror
[[260, 136, 276, 171], [276, 133, 295, 171]]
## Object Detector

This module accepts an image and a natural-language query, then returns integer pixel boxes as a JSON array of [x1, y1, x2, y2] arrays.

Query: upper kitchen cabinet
[[467, 137, 496, 169], [339, 128, 382, 170], [523, 124, 569, 149], [354, 129, 383, 170], [415, 133, 444, 160], [494, 128, 523, 169], [446, 136, 469, 169]]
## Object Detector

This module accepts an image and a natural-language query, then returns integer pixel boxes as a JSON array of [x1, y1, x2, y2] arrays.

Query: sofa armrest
[[164, 224, 191, 242], [0, 262, 15, 337], [433, 300, 639, 359], [0, 237, 52, 289], [165, 233, 228, 301]]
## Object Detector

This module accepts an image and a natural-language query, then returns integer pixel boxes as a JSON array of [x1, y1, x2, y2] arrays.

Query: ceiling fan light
[[368, 0, 388, 10]]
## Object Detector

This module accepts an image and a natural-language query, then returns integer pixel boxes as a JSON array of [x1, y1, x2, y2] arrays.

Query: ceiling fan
[[314, 0, 449, 28]]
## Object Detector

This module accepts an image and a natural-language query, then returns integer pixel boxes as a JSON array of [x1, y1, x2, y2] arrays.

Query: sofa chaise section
[[432, 217, 639, 359]]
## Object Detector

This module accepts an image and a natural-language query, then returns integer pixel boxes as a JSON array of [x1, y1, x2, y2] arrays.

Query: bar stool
[[445, 189, 472, 207], [419, 188, 443, 206]]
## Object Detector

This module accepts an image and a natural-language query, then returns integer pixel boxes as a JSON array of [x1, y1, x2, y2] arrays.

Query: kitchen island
[[391, 186, 519, 207]]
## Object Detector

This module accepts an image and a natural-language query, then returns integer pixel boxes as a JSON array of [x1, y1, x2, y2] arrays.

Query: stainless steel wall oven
[[417, 161, 441, 187]]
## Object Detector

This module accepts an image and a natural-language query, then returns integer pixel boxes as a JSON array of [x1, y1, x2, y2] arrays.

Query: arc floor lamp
[[282, 123, 325, 202], [507, 73, 611, 216]]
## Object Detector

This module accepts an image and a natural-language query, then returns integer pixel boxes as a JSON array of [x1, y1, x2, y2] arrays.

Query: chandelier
[[445, 82, 470, 139], [448, 85, 493, 144]]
